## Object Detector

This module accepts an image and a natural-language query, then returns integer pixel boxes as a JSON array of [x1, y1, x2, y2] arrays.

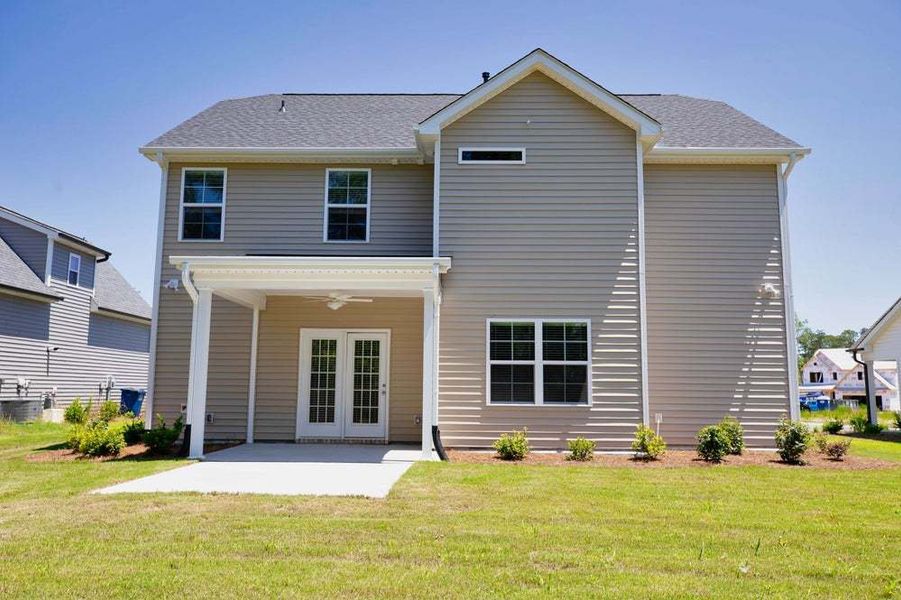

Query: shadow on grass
[[841, 430, 901, 444]]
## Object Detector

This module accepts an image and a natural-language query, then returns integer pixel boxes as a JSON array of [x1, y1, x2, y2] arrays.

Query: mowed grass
[[0, 423, 899, 598]]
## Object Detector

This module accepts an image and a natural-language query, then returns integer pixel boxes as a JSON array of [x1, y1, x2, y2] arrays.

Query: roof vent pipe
[[481, 71, 490, 83], [278, 99, 287, 113]]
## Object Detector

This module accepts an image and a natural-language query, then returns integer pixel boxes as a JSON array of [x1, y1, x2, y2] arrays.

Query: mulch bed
[[25, 442, 238, 463], [447, 449, 898, 470]]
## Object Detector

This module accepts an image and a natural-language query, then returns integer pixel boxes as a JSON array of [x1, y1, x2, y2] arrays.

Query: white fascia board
[[170, 255, 451, 272], [140, 146, 426, 164], [645, 146, 812, 164], [416, 49, 662, 142], [853, 297, 901, 352]]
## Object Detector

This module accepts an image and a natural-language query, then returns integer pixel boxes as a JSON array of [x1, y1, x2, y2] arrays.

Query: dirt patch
[[25, 442, 238, 463], [447, 449, 898, 470]]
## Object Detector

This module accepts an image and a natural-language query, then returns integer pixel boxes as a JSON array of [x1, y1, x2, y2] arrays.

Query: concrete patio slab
[[95, 443, 421, 498]]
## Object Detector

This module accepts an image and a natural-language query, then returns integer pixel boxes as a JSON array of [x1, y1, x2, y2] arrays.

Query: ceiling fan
[[304, 292, 374, 310]]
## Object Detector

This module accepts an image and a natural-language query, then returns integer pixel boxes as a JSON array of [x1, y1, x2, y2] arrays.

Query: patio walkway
[[95, 443, 422, 498]]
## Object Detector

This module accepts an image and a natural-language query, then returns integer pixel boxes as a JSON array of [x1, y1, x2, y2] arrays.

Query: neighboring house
[[851, 297, 901, 419], [0, 206, 151, 408], [799, 348, 899, 410], [141, 49, 810, 458]]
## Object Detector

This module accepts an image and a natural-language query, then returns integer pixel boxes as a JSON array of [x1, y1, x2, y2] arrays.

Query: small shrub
[[119, 418, 146, 445], [567, 437, 596, 461], [97, 399, 121, 423], [76, 421, 125, 457], [63, 398, 89, 425], [143, 415, 185, 454], [775, 417, 810, 464], [66, 425, 85, 449], [849, 413, 884, 434], [823, 438, 851, 461], [631, 425, 666, 460], [492, 429, 529, 461], [718, 416, 745, 455], [822, 419, 844, 434], [696, 425, 730, 462], [894, 411, 901, 430]]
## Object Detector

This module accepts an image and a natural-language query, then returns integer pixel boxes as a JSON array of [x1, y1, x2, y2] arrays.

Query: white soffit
[[416, 48, 663, 146]]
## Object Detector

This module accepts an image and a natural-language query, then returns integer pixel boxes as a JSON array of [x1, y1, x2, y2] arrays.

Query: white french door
[[297, 329, 389, 440]]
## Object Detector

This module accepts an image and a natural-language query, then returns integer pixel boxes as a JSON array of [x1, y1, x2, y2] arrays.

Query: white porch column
[[187, 288, 213, 458], [864, 360, 879, 425], [422, 289, 437, 460], [246, 306, 260, 443]]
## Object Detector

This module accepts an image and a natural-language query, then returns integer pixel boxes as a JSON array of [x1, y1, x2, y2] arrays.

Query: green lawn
[[1, 422, 899, 599]]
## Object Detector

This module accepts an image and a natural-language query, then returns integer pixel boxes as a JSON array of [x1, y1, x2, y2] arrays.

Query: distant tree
[[795, 316, 867, 372]]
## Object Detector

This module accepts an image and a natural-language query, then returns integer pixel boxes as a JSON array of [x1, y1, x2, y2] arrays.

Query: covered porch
[[171, 256, 450, 459]]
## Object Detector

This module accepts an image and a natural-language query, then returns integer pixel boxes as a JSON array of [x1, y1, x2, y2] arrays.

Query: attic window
[[458, 148, 526, 165]]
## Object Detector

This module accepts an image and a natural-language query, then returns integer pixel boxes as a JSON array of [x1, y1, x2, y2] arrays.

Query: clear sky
[[1, 0, 898, 332]]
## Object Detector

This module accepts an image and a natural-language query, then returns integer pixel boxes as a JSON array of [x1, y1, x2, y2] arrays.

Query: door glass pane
[[352, 339, 380, 424], [309, 339, 337, 423]]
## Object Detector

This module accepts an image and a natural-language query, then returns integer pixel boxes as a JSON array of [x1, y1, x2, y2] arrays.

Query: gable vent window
[[325, 169, 370, 242], [180, 169, 226, 241], [458, 148, 526, 164], [67, 254, 81, 286]]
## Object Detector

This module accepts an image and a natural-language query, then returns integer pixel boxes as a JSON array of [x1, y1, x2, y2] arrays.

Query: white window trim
[[458, 147, 526, 165], [177, 167, 227, 242], [485, 318, 592, 407], [323, 168, 371, 243], [67, 253, 81, 287]]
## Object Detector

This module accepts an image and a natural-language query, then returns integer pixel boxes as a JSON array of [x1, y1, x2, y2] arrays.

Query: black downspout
[[849, 348, 874, 424], [432, 425, 449, 461]]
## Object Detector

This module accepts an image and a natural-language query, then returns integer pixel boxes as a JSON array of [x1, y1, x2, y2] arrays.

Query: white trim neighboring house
[[851, 297, 901, 417], [799, 348, 899, 412]]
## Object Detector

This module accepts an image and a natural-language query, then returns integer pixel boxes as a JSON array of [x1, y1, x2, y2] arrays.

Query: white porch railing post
[[421, 289, 436, 459], [187, 288, 213, 458]]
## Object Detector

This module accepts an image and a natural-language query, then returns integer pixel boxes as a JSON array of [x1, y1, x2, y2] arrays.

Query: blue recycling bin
[[120, 388, 146, 416]]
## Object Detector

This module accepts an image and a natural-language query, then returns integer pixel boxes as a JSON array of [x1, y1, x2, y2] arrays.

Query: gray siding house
[[142, 49, 808, 458], [0, 206, 151, 409]]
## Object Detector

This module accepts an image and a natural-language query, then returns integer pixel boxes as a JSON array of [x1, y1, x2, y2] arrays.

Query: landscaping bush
[[718, 416, 744, 455], [631, 425, 666, 460], [849, 413, 885, 434], [143, 415, 185, 454], [822, 419, 844, 434], [119, 418, 145, 445], [813, 432, 829, 453], [823, 438, 851, 461], [97, 399, 121, 423], [774, 417, 810, 464], [75, 421, 125, 457], [66, 425, 85, 449], [566, 437, 595, 461], [63, 398, 89, 425], [894, 411, 901, 430], [492, 429, 529, 461], [696, 425, 731, 462]]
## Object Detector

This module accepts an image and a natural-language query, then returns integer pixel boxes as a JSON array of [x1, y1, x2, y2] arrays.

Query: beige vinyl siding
[[0, 282, 148, 404], [153, 163, 432, 440], [0, 217, 48, 280], [254, 296, 423, 442], [644, 164, 789, 447], [437, 72, 643, 450]]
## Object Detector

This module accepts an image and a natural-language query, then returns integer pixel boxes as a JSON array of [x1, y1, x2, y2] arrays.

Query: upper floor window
[[458, 147, 526, 164], [180, 169, 226, 241], [809, 372, 823, 383], [857, 371, 863, 381], [324, 169, 369, 242], [487, 319, 590, 405], [832, 372, 838, 380], [67, 254, 80, 286]]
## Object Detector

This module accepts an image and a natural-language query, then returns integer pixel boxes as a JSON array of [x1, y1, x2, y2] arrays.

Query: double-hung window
[[67, 253, 80, 286], [809, 372, 823, 383], [180, 168, 226, 241], [487, 319, 590, 405], [325, 169, 370, 242]]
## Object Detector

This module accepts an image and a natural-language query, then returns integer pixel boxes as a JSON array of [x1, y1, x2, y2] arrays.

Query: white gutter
[[140, 146, 425, 163], [144, 155, 168, 428], [170, 255, 452, 272], [778, 151, 804, 421]]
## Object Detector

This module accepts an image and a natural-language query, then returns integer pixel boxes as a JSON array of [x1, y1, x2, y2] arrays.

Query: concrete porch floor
[[95, 443, 423, 498]]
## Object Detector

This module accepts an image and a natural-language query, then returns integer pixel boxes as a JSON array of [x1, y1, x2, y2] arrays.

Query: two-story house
[[800, 348, 900, 411], [141, 49, 809, 458], [0, 206, 151, 413]]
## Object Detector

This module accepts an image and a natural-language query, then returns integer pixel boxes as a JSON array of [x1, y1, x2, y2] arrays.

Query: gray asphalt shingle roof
[[0, 234, 60, 300], [145, 91, 800, 151], [93, 261, 152, 320]]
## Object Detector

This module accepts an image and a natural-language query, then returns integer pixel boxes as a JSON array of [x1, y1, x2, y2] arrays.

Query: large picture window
[[487, 319, 590, 405], [180, 168, 226, 241], [325, 169, 370, 242]]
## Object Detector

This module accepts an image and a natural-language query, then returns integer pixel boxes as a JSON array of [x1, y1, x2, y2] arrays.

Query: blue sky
[[1, 0, 898, 332]]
